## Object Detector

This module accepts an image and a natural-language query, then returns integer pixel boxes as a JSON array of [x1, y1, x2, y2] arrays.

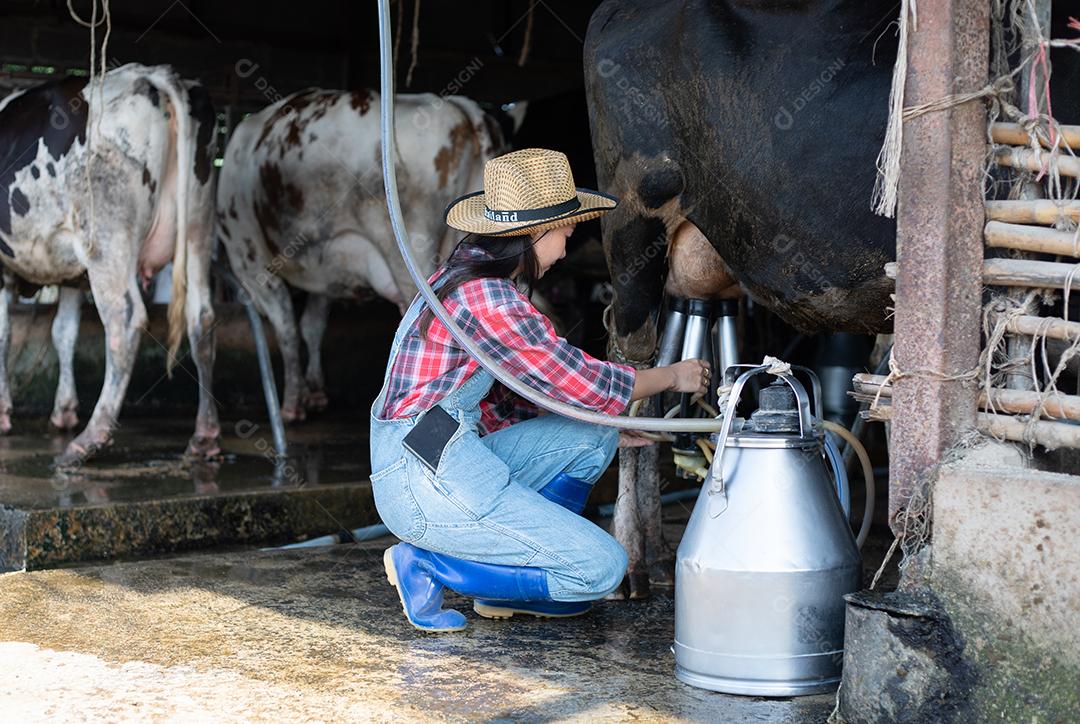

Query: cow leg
[[300, 293, 330, 413], [0, 284, 12, 435], [49, 286, 82, 431], [57, 275, 147, 467], [639, 441, 676, 586], [607, 399, 672, 600], [608, 437, 649, 600], [184, 240, 221, 459], [645, 220, 735, 586], [601, 183, 672, 600], [244, 276, 306, 423]]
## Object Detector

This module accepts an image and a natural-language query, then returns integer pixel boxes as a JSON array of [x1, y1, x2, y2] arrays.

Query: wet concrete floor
[[0, 414, 382, 570], [0, 413, 370, 510], [0, 533, 839, 722]]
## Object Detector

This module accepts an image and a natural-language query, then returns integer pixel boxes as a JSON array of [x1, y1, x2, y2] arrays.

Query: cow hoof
[[186, 434, 222, 460], [55, 439, 107, 469], [605, 571, 651, 600], [648, 557, 676, 588], [605, 584, 628, 601], [303, 390, 329, 413], [281, 405, 306, 424], [49, 409, 80, 431]]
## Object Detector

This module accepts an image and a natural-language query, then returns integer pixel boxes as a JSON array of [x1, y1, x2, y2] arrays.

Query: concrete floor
[[0, 537, 838, 722], [0, 414, 382, 570]]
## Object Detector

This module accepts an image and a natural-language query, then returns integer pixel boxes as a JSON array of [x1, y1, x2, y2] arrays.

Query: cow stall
[[0, 1, 628, 570], [836, 2, 1080, 719]]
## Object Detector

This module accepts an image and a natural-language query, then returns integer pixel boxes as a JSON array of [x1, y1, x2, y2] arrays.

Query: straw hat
[[444, 148, 618, 237]]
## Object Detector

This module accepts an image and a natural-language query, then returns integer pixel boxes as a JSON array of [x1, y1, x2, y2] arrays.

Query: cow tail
[[148, 68, 192, 378]]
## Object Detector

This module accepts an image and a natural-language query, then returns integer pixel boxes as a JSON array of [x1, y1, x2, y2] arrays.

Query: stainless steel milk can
[[674, 364, 862, 696]]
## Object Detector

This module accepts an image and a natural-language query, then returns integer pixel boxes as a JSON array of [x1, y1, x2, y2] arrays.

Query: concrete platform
[[0, 414, 380, 571], [0, 539, 837, 721], [930, 455, 1080, 719]]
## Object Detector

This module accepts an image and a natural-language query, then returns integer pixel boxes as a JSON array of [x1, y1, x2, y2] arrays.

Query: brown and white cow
[[0, 64, 220, 465], [216, 89, 503, 422]]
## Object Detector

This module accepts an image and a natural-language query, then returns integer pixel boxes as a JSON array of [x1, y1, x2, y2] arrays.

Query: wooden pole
[[1005, 315, 1080, 343], [983, 258, 1080, 291], [991, 122, 1080, 149], [985, 200, 1080, 225], [853, 373, 1080, 420], [994, 146, 1080, 179], [984, 221, 1080, 257], [887, 0, 987, 533], [866, 403, 1080, 449], [977, 411, 1080, 450]]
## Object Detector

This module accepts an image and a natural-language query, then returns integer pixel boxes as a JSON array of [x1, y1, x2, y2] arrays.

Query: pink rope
[[1027, 42, 1054, 180]]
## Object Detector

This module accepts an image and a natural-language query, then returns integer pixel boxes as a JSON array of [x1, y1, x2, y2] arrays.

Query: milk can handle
[[788, 365, 823, 426], [707, 365, 767, 517], [721, 363, 822, 426], [707, 366, 816, 518]]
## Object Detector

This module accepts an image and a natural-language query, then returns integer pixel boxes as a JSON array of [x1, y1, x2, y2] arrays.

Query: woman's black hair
[[416, 232, 544, 340]]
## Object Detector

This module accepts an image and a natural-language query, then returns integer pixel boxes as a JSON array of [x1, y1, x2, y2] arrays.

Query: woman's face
[[533, 223, 575, 277]]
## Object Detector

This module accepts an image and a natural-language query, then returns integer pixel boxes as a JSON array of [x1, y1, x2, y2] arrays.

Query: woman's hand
[[667, 358, 711, 396], [629, 358, 712, 401]]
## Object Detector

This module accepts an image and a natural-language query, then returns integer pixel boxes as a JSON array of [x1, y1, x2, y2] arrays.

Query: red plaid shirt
[[380, 249, 636, 434]]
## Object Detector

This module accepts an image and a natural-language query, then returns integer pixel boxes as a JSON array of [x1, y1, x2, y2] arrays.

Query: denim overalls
[[369, 287, 628, 602]]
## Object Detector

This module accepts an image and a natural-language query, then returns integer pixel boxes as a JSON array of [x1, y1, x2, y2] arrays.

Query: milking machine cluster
[[644, 295, 867, 522], [654, 297, 740, 478], [376, 0, 873, 696]]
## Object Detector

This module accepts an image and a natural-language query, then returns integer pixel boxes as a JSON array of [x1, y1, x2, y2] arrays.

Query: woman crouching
[[369, 148, 709, 631]]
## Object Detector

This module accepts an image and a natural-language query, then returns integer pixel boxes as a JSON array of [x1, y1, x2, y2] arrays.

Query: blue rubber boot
[[474, 472, 594, 620], [385, 542, 559, 630], [537, 471, 593, 515], [473, 598, 593, 620], [383, 544, 467, 632], [424, 548, 550, 600]]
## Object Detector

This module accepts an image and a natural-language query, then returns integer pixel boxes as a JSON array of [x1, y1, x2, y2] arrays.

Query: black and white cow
[[583, 0, 902, 597], [216, 89, 504, 422], [0, 63, 220, 465]]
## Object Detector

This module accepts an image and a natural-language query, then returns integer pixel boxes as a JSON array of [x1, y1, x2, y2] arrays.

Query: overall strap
[[374, 273, 453, 405]]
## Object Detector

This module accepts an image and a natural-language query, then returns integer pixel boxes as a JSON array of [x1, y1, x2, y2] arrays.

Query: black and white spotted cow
[[0, 63, 220, 465], [216, 89, 504, 422]]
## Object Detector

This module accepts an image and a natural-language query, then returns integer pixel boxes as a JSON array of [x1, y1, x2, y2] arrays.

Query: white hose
[[376, 0, 721, 434], [822, 420, 875, 549]]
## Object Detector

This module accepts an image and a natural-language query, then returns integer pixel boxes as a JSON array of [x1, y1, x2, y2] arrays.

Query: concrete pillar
[[888, 0, 988, 531]]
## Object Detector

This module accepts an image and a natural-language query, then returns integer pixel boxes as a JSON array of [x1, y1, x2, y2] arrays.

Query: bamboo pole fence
[[868, 121, 1080, 450]]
